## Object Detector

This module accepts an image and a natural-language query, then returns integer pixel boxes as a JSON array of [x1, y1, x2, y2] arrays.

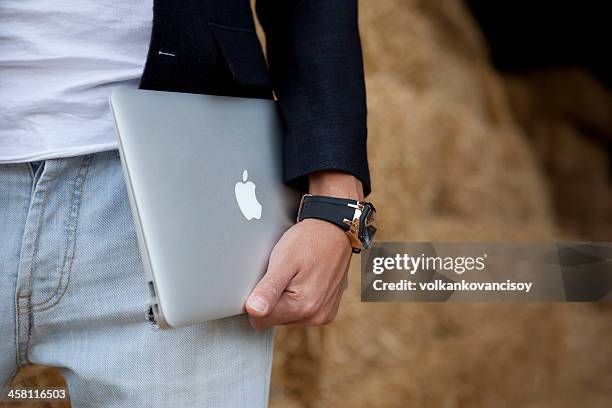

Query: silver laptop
[[109, 88, 299, 328]]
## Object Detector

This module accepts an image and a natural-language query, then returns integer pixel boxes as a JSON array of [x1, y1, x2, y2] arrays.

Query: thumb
[[246, 256, 296, 318]]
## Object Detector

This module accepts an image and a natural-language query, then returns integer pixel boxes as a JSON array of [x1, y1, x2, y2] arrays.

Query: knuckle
[[310, 312, 335, 326], [311, 314, 327, 326], [300, 299, 320, 318], [323, 312, 336, 325], [325, 312, 338, 324], [258, 280, 279, 299], [268, 250, 288, 269]]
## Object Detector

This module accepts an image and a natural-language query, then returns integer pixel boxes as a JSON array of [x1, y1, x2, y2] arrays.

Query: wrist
[[308, 170, 364, 201], [297, 191, 378, 254]]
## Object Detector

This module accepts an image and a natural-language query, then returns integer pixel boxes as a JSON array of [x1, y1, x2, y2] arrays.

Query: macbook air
[[109, 88, 300, 328]]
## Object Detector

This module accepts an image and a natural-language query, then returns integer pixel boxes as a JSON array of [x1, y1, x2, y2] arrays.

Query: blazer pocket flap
[[209, 23, 272, 88]]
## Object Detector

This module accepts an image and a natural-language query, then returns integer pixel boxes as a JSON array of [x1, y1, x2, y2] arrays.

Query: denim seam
[[16, 270, 37, 367], [24, 306, 34, 365], [19, 156, 90, 365], [15, 168, 59, 313], [27, 157, 83, 307], [25, 182, 71, 308], [22, 169, 60, 302], [18, 165, 62, 365], [14, 293, 24, 368], [30, 162, 44, 188], [29, 155, 92, 313], [14, 165, 59, 365]]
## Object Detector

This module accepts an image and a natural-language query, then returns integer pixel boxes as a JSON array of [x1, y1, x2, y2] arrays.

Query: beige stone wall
[[270, 1, 612, 407]]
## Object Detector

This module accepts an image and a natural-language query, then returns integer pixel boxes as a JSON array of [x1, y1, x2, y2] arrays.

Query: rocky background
[[5, 1, 612, 407]]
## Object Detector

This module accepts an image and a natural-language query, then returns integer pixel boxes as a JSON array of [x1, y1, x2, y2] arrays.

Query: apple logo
[[235, 169, 262, 220]]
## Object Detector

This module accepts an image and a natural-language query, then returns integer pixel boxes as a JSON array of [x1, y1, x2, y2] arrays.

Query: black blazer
[[140, 0, 371, 195]]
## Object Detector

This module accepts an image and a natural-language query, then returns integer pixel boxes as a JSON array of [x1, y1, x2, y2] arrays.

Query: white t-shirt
[[0, 1, 152, 163]]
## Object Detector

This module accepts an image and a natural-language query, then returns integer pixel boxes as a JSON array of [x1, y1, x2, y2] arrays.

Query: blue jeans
[[0, 150, 273, 407]]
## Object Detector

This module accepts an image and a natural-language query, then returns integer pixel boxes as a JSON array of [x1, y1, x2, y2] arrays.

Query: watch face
[[359, 204, 377, 248]]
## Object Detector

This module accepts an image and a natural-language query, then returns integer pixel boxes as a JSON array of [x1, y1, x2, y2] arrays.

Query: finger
[[287, 278, 346, 327], [265, 264, 349, 329], [252, 280, 345, 330], [245, 251, 297, 318], [248, 293, 299, 330]]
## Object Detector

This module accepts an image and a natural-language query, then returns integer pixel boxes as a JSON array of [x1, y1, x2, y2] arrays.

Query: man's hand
[[245, 171, 363, 330]]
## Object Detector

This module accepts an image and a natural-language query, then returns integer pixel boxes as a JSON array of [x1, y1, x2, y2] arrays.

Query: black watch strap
[[297, 195, 357, 232]]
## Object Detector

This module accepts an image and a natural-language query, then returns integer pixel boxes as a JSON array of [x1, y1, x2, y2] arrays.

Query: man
[[0, 1, 370, 406]]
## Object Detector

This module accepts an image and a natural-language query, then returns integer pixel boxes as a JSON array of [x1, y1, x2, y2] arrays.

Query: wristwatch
[[297, 194, 377, 253]]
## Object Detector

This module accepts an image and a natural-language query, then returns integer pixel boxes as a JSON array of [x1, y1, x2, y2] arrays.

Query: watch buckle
[[343, 202, 364, 251]]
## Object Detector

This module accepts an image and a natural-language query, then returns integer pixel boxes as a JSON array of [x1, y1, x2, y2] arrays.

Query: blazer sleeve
[[255, 0, 371, 196]]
